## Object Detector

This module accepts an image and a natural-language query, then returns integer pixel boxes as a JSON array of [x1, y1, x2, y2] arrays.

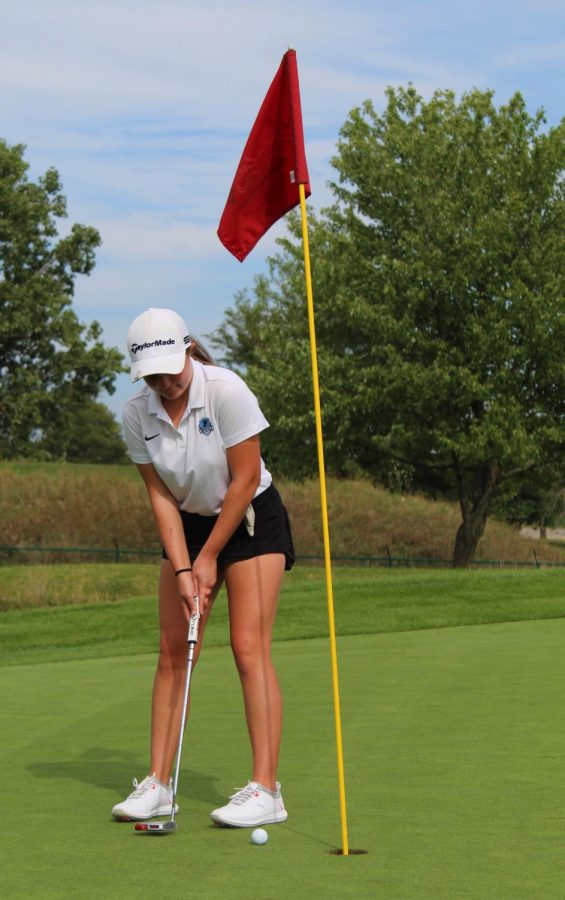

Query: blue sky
[[2, 0, 563, 415]]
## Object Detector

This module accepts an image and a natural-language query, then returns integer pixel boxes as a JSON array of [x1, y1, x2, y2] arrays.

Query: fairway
[[3, 615, 565, 898]]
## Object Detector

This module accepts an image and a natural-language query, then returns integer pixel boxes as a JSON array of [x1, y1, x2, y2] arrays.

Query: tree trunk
[[453, 462, 500, 568], [453, 509, 490, 567]]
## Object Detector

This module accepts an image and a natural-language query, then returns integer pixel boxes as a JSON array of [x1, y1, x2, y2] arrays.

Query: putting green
[[2, 618, 565, 898]]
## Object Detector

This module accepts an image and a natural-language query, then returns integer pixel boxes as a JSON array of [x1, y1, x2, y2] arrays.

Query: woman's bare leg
[[150, 560, 222, 783], [224, 553, 285, 791]]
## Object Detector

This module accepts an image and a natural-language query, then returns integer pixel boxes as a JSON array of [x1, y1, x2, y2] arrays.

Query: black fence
[[0, 543, 563, 569]]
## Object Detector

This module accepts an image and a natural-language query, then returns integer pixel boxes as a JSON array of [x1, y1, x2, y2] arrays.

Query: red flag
[[218, 49, 311, 262]]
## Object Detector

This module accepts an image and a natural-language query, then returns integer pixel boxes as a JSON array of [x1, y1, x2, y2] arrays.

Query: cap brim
[[130, 350, 187, 383]]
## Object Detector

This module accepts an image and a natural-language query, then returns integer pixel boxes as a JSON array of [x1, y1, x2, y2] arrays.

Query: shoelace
[[228, 784, 260, 806], [129, 775, 156, 798]]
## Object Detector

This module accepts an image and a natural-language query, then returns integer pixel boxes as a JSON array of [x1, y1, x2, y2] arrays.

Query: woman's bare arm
[[135, 463, 198, 613]]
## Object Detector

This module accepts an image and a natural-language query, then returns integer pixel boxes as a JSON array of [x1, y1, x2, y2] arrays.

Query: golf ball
[[251, 828, 268, 845]]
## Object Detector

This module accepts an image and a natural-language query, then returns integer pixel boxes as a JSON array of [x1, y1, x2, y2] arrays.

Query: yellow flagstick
[[298, 182, 350, 856]]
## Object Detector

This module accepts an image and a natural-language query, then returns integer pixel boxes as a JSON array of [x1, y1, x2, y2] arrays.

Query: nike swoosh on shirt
[[144, 433, 160, 441]]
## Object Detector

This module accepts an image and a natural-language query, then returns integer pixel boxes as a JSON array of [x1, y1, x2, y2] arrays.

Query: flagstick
[[298, 182, 350, 857]]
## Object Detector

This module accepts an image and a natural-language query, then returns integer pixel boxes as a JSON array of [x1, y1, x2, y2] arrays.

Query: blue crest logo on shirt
[[198, 417, 214, 436]]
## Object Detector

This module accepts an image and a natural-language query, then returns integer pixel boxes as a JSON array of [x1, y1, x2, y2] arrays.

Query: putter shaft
[[170, 598, 200, 824]]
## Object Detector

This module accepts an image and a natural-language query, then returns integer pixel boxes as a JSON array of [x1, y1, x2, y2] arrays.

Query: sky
[[1, 0, 563, 416]]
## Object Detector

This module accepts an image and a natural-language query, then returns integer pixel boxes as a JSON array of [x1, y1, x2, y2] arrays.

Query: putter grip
[[188, 596, 200, 643]]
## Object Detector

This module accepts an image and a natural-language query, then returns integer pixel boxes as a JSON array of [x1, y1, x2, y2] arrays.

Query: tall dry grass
[[283, 480, 564, 563], [0, 462, 563, 564], [0, 462, 159, 553]]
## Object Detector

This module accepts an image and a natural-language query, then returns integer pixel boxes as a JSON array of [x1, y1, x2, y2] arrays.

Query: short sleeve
[[211, 378, 269, 448], [122, 401, 152, 464]]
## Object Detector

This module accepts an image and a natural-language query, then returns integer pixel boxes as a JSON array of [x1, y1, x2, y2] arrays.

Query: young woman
[[112, 307, 294, 827]]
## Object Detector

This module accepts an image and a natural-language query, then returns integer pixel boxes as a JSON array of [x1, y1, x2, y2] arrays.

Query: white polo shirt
[[122, 359, 272, 515]]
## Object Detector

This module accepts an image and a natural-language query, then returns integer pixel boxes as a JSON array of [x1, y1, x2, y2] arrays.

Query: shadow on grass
[[281, 822, 338, 850], [27, 745, 225, 806]]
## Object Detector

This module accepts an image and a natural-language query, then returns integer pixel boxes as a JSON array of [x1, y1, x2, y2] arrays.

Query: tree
[[0, 140, 124, 459], [212, 87, 565, 566], [38, 400, 129, 464], [493, 466, 564, 538]]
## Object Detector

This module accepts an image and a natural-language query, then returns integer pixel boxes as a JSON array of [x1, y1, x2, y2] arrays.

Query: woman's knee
[[231, 634, 269, 678], [157, 634, 187, 672], [159, 631, 206, 673]]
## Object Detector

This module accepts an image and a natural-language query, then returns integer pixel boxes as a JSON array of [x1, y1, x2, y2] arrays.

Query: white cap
[[127, 308, 191, 382]]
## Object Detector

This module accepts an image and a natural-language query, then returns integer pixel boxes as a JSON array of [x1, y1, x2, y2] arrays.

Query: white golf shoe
[[112, 774, 179, 821], [210, 781, 288, 828]]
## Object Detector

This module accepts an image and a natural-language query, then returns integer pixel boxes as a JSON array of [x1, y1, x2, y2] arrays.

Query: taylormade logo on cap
[[130, 338, 176, 354], [127, 308, 191, 382]]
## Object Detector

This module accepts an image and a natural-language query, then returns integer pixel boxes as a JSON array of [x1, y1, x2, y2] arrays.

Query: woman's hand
[[191, 552, 218, 611], [175, 571, 199, 616]]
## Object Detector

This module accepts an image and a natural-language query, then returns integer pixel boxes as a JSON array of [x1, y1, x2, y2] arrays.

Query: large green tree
[[0, 140, 124, 459], [212, 87, 565, 566]]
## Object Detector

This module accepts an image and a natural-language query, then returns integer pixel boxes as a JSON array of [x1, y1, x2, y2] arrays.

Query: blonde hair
[[188, 338, 214, 365]]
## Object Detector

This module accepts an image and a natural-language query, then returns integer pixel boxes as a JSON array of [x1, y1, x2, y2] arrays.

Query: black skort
[[162, 483, 295, 571]]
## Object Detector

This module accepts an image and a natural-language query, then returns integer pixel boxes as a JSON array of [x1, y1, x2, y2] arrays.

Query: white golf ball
[[251, 828, 268, 845]]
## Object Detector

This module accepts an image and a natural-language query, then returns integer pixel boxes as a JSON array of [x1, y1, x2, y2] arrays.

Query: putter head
[[134, 821, 177, 835]]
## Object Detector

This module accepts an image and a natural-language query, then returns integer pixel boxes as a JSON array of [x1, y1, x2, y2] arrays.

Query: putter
[[135, 597, 200, 836]]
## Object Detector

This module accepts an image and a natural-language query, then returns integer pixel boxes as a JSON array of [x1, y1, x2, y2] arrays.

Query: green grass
[[3, 618, 565, 898], [1, 568, 565, 897], [1, 565, 564, 667], [0, 562, 158, 611]]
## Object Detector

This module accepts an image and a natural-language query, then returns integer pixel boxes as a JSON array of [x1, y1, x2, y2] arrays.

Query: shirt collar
[[147, 387, 167, 421], [188, 359, 206, 410]]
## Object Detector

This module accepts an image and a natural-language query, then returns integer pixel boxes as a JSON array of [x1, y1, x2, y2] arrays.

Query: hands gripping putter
[[135, 598, 200, 835]]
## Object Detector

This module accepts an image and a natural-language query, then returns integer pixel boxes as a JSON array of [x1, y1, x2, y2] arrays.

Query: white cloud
[[93, 216, 217, 261]]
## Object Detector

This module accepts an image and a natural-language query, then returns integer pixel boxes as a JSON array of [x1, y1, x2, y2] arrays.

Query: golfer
[[112, 307, 294, 828]]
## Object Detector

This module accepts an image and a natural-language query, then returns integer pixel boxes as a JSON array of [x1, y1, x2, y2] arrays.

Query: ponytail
[[189, 339, 214, 365]]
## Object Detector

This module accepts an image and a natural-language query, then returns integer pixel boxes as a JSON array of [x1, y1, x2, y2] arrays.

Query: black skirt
[[162, 483, 295, 571]]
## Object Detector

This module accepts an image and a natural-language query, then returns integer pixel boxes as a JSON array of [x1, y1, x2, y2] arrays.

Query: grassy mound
[[0, 461, 563, 565]]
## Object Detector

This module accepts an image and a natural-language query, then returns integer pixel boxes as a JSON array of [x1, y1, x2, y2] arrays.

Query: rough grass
[[1, 565, 564, 666], [0, 563, 157, 611], [0, 461, 563, 565]]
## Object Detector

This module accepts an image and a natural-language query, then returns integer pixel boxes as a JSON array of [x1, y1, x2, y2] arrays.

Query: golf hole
[[329, 848, 368, 856]]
